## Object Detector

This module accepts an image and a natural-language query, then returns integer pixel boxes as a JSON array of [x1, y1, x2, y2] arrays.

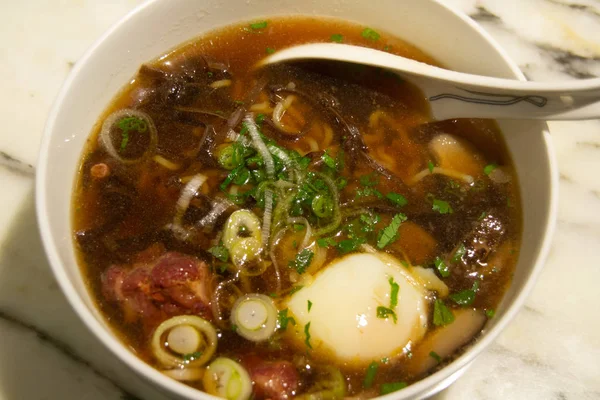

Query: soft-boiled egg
[[285, 252, 429, 364]]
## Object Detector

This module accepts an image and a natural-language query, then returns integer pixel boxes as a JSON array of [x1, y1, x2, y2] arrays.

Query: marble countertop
[[1, 0, 599, 399]]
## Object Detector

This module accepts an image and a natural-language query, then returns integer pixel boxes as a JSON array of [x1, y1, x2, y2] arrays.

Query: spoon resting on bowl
[[258, 43, 600, 121]]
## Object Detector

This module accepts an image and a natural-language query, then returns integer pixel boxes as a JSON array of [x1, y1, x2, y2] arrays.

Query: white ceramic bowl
[[36, 0, 558, 399]]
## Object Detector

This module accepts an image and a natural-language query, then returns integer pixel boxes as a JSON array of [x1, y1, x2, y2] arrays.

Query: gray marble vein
[[0, 151, 35, 177]]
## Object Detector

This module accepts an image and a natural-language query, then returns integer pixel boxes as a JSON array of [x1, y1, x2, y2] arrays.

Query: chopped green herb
[[216, 264, 228, 274], [356, 187, 383, 199], [380, 382, 407, 395], [449, 281, 479, 306], [288, 249, 314, 274], [429, 351, 442, 363], [265, 47, 276, 54], [234, 100, 245, 105], [307, 300, 313, 312], [432, 198, 453, 214], [321, 150, 337, 169], [278, 308, 296, 330], [376, 306, 397, 323], [208, 244, 229, 262], [336, 237, 365, 254], [486, 309, 496, 318], [359, 173, 379, 187], [434, 256, 450, 278], [377, 213, 406, 249], [361, 27, 381, 41], [452, 243, 467, 263], [381, 357, 390, 364], [317, 237, 337, 248], [484, 163, 498, 175], [118, 116, 147, 151], [330, 33, 344, 43], [386, 192, 408, 207], [182, 351, 203, 362], [304, 322, 313, 349], [231, 324, 238, 332], [292, 240, 298, 249], [255, 113, 266, 124], [389, 277, 399, 308], [433, 299, 455, 326], [250, 21, 268, 30], [428, 161, 435, 173], [478, 211, 488, 221], [207, 71, 214, 78], [363, 362, 379, 389], [268, 293, 278, 298], [336, 176, 348, 189], [383, 45, 392, 51], [293, 223, 305, 232]]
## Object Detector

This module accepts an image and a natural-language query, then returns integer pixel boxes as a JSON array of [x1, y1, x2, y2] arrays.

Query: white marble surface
[[1, 0, 599, 399]]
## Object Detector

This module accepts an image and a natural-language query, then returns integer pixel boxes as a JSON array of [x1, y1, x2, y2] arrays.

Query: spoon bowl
[[260, 43, 600, 121]]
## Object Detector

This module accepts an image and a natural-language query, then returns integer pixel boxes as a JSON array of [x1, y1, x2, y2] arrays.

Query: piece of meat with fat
[[102, 250, 213, 327], [240, 355, 301, 400]]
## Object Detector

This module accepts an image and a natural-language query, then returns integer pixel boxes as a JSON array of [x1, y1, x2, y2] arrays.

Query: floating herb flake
[[288, 249, 314, 274], [380, 382, 407, 395], [278, 308, 296, 330], [377, 213, 406, 249], [484, 163, 498, 175], [304, 322, 313, 349], [361, 27, 381, 41], [250, 21, 268, 30], [182, 351, 203, 362], [376, 306, 397, 323], [363, 362, 379, 389], [452, 243, 466, 263], [330, 33, 344, 43], [386, 192, 408, 207], [208, 244, 229, 262], [432, 198, 453, 214], [434, 256, 450, 277], [389, 277, 399, 308], [449, 281, 479, 306], [433, 299, 455, 326], [429, 351, 442, 363]]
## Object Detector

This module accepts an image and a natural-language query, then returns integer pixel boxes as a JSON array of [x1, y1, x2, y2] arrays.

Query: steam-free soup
[[73, 17, 521, 399]]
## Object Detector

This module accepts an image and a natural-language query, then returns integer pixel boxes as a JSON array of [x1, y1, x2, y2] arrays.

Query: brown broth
[[73, 16, 521, 398]]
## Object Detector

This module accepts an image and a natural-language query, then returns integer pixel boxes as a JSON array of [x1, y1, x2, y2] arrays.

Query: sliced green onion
[[99, 108, 158, 164], [311, 194, 333, 218], [203, 357, 252, 400], [151, 316, 217, 368], [312, 172, 341, 236], [229, 237, 262, 269], [218, 144, 242, 170], [230, 294, 278, 342], [223, 210, 262, 253], [166, 325, 202, 355]]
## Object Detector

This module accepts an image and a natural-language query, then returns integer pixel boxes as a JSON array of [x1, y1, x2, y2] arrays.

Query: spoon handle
[[262, 43, 600, 121], [413, 75, 600, 121]]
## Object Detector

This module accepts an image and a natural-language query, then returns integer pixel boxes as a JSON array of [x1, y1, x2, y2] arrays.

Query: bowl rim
[[35, 0, 559, 399]]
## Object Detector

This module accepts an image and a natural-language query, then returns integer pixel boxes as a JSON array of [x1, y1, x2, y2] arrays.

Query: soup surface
[[73, 17, 521, 399]]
